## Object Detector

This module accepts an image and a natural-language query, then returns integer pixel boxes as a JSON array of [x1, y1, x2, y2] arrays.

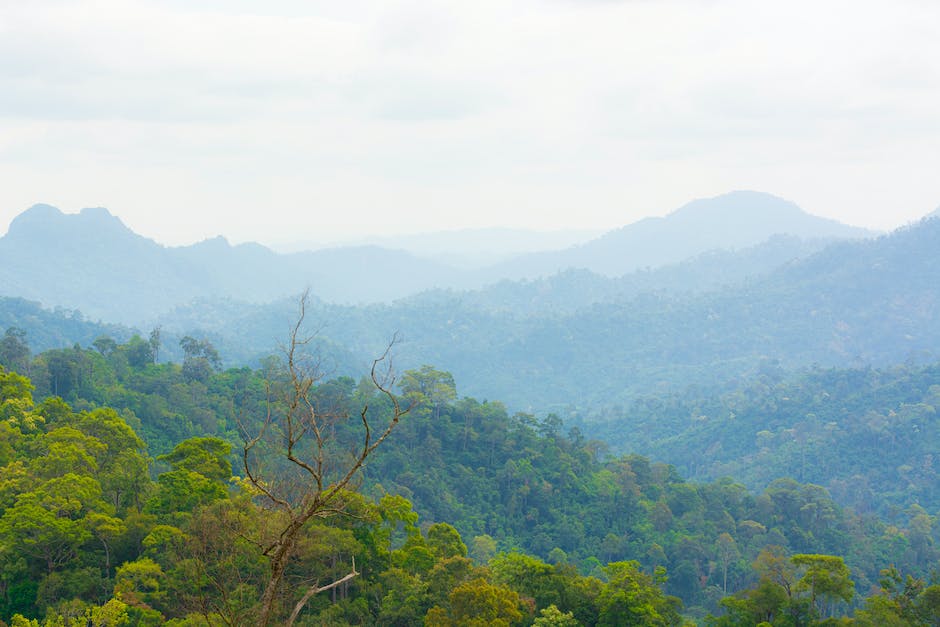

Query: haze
[[2, 0, 939, 246]]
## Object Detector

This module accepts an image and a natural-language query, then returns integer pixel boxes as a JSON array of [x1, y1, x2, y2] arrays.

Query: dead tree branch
[[240, 291, 411, 626]]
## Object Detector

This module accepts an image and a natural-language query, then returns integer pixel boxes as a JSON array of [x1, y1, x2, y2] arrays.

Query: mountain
[[2, 209, 936, 416], [0, 193, 873, 327], [0, 296, 134, 354], [0, 204, 462, 324], [153, 215, 937, 413], [405, 233, 837, 317], [482, 190, 875, 280], [579, 358, 940, 518], [157, 233, 826, 376], [0, 205, 191, 324]]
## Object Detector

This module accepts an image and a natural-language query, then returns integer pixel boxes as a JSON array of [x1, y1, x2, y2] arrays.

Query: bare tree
[[240, 292, 411, 626]]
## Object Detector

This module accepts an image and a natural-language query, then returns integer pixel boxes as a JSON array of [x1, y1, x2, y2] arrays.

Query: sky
[[1, 0, 939, 247]]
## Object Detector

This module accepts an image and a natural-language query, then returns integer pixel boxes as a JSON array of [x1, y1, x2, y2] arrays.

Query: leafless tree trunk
[[241, 291, 410, 626]]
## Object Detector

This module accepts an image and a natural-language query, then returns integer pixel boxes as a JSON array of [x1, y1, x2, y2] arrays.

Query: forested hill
[[143, 216, 940, 413], [0, 297, 132, 351], [406, 233, 833, 317], [580, 359, 940, 519], [389, 216, 940, 409], [2, 346, 939, 623], [2, 215, 937, 416]]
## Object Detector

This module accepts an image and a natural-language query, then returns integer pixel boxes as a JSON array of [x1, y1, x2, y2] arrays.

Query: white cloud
[[1, 0, 940, 244]]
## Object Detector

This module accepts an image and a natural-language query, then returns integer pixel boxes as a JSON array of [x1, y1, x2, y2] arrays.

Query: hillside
[[2, 346, 936, 621], [4, 214, 933, 417], [580, 360, 940, 519], [407, 234, 835, 317], [0, 296, 133, 353], [148, 217, 937, 412]]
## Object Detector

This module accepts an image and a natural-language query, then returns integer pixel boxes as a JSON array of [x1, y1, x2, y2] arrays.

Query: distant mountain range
[[479, 190, 875, 280], [0, 191, 874, 325], [141, 215, 940, 413], [0, 204, 461, 324], [1, 202, 938, 414]]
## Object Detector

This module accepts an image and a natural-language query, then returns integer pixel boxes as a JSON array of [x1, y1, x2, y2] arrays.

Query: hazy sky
[[2, 0, 939, 246]]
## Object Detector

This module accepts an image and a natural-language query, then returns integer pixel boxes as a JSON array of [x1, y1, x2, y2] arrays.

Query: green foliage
[[426, 523, 467, 560], [0, 329, 30, 376], [157, 437, 231, 482], [425, 577, 525, 626], [709, 549, 856, 625], [585, 360, 940, 522], [534, 604, 580, 626], [852, 566, 940, 626], [597, 561, 683, 626], [145, 469, 227, 522], [792, 554, 854, 613], [4, 349, 939, 624]]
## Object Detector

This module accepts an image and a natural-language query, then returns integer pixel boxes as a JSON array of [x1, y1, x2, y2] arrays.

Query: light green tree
[[534, 604, 580, 626], [792, 553, 854, 618]]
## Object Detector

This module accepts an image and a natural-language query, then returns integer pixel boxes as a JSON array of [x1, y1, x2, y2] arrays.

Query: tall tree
[[0, 328, 30, 375], [241, 293, 411, 626]]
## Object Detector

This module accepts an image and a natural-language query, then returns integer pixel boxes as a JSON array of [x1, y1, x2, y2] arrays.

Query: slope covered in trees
[[139, 216, 940, 414], [2, 338, 939, 623], [581, 360, 940, 520], [6, 208, 932, 419], [0, 298, 132, 356], [0, 360, 687, 625]]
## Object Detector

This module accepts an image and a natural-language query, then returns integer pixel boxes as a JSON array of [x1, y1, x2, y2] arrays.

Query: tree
[[93, 336, 118, 357], [425, 577, 524, 627], [715, 532, 740, 594], [427, 522, 468, 560], [123, 335, 155, 369], [0, 473, 103, 574], [157, 437, 231, 482], [791, 553, 854, 618], [470, 534, 497, 564], [534, 604, 580, 626], [145, 439, 231, 523], [180, 337, 221, 384], [149, 327, 162, 363], [855, 566, 929, 626], [0, 327, 30, 375], [399, 365, 456, 419], [597, 561, 682, 626], [753, 546, 797, 600], [240, 293, 411, 626]]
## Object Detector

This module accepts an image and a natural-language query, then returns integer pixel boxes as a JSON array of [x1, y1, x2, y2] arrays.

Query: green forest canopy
[[1, 333, 939, 624]]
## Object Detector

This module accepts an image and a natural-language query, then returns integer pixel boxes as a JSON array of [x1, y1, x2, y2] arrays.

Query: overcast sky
[[1, 0, 939, 247]]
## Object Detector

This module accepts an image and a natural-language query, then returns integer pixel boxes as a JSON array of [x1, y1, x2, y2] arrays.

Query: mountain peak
[[499, 190, 878, 279], [4, 203, 145, 249], [669, 191, 806, 222], [663, 190, 872, 241], [8, 203, 65, 232]]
